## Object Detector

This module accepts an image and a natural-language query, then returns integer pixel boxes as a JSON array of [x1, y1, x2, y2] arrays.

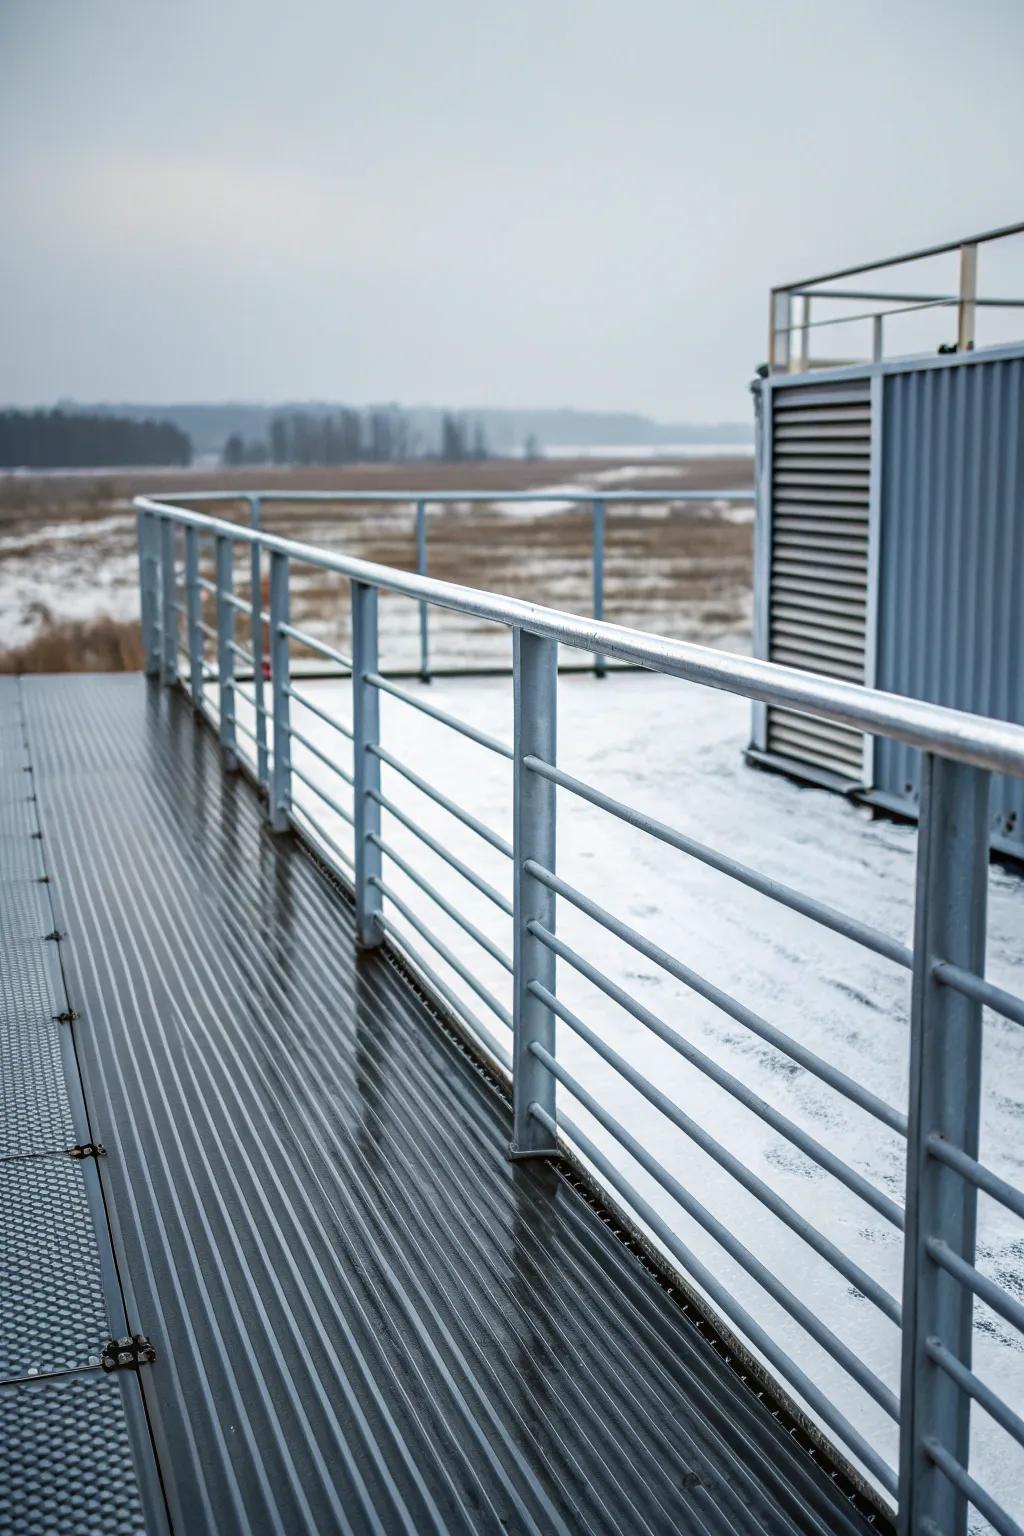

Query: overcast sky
[[2, 0, 1022, 421]]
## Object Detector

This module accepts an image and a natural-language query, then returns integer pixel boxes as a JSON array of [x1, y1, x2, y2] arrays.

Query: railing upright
[[416, 497, 430, 682], [509, 627, 560, 1158], [137, 509, 161, 678], [592, 497, 606, 679], [898, 753, 991, 1536], [248, 495, 269, 788], [159, 517, 179, 686], [353, 580, 382, 948], [184, 525, 203, 707], [215, 535, 238, 772], [268, 551, 291, 832]]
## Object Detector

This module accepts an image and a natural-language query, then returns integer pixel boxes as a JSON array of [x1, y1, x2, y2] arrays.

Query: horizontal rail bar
[[525, 756, 911, 969], [290, 762, 354, 826], [155, 488, 753, 506], [228, 638, 255, 666], [222, 589, 255, 615], [371, 910, 512, 1074], [774, 219, 1024, 294], [280, 622, 353, 671], [528, 979, 900, 1324], [926, 1134, 1024, 1221], [926, 1338, 1024, 1452], [529, 921, 904, 1227], [370, 833, 513, 973], [136, 498, 1024, 778], [287, 722, 354, 786], [232, 681, 268, 717], [927, 1240, 1024, 1335], [370, 744, 513, 857], [230, 713, 260, 746], [196, 619, 218, 641], [923, 1437, 1023, 1536], [284, 684, 354, 741], [196, 574, 217, 594], [933, 961, 1024, 1028], [791, 287, 1024, 307], [367, 674, 514, 760], [529, 1101, 899, 1495], [370, 877, 512, 1028], [369, 789, 513, 915], [527, 864, 907, 1135], [291, 801, 354, 873], [529, 1042, 899, 1420]]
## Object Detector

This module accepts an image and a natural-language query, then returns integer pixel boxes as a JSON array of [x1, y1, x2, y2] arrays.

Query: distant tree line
[[0, 409, 192, 469], [223, 407, 489, 466]]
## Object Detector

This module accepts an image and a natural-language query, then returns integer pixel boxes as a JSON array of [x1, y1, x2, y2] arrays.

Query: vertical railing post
[[769, 289, 792, 373], [898, 753, 990, 1536], [509, 627, 559, 1159], [247, 496, 268, 788], [799, 295, 812, 371], [159, 517, 179, 685], [185, 525, 203, 707], [268, 551, 291, 832], [957, 242, 978, 354], [137, 509, 161, 678], [592, 497, 606, 679], [215, 535, 238, 772], [872, 313, 885, 363], [416, 497, 430, 682], [352, 581, 382, 948]]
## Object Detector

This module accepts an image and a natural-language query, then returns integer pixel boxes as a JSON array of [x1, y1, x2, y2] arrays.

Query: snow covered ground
[[233, 663, 1024, 1526]]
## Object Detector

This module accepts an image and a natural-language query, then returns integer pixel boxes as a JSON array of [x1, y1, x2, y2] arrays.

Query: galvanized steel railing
[[136, 493, 1024, 1536], [156, 484, 751, 690], [769, 219, 1024, 372]]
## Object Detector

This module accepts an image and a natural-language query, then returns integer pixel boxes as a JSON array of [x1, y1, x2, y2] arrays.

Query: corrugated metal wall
[[874, 354, 1024, 853]]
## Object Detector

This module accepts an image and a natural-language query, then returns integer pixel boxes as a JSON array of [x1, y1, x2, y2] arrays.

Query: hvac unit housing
[[748, 342, 1024, 859]]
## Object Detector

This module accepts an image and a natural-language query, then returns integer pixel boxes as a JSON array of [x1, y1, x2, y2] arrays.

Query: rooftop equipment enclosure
[[748, 224, 1024, 859]]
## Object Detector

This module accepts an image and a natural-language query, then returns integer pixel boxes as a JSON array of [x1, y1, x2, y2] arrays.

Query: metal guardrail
[[136, 493, 1024, 1536], [162, 484, 752, 688], [769, 219, 1024, 373]]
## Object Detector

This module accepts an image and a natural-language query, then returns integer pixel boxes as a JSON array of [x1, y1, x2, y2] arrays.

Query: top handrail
[[772, 219, 1024, 297], [153, 487, 752, 505], [135, 495, 1024, 779]]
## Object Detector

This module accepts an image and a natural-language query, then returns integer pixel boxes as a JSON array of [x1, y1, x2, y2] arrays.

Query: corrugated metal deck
[[6, 672, 885, 1535]]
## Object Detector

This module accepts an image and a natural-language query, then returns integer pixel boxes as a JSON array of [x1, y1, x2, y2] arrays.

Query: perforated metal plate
[[0, 798, 36, 838], [0, 877, 53, 945], [0, 1374, 146, 1536], [0, 1158, 110, 1378], [0, 1012, 75, 1158]]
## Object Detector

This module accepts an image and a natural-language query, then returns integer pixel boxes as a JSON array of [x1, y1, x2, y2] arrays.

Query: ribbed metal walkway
[[4, 672, 885, 1536]]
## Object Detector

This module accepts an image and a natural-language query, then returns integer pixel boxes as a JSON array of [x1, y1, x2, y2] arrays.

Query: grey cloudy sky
[[2, 0, 1022, 420]]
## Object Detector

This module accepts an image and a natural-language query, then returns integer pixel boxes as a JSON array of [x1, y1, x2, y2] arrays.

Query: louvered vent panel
[[767, 382, 870, 780]]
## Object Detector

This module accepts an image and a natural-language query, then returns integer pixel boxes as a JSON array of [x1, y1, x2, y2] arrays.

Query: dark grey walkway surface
[[0, 676, 151, 1536], [12, 672, 885, 1536]]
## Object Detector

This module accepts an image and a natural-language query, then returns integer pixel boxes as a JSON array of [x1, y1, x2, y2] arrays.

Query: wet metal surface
[[20, 672, 882, 1536], [0, 676, 148, 1536]]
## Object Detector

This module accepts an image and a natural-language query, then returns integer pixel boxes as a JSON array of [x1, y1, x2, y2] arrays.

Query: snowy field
[[233, 663, 1024, 1526], [0, 455, 753, 655]]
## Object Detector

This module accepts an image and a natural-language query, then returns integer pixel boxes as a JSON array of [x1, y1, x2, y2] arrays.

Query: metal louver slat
[[767, 380, 871, 781]]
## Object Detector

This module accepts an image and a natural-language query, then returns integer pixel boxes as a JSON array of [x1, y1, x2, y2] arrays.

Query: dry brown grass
[[0, 617, 145, 674]]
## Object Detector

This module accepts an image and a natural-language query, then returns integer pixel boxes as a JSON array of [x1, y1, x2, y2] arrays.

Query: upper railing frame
[[769, 220, 1024, 373], [136, 493, 1024, 1536], [135, 495, 1024, 778]]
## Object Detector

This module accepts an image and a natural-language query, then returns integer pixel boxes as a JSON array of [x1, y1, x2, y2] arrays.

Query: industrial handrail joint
[[136, 493, 1024, 1536]]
